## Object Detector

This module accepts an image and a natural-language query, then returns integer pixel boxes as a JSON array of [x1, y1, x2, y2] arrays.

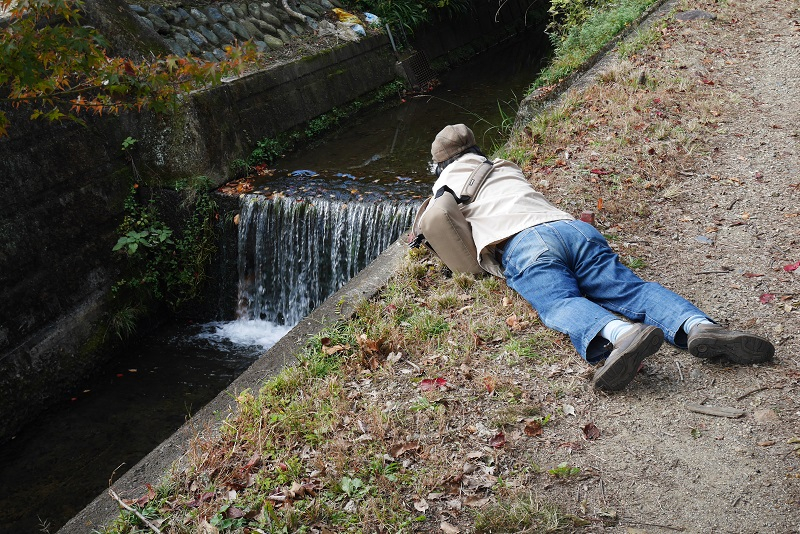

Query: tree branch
[[108, 488, 163, 534]]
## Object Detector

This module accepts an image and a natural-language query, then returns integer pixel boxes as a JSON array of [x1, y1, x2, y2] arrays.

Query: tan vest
[[428, 154, 573, 277]]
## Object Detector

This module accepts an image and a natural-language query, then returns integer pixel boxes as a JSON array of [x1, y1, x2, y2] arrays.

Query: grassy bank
[[99, 0, 734, 531]]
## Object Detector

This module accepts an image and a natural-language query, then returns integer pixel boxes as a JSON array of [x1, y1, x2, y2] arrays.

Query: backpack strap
[[459, 158, 494, 203], [432, 158, 494, 205]]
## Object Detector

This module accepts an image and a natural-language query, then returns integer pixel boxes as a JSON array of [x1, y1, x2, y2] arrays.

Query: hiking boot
[[592, 324, 664, 391], [687, 323, 774, 364]]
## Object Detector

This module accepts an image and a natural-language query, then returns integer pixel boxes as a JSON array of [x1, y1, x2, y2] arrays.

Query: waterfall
[[236, 194, 417, 325]]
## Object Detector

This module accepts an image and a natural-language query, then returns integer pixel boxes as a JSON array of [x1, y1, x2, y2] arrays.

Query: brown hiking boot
[[687, 323, 774, 364], [592, 324, 664, 391]]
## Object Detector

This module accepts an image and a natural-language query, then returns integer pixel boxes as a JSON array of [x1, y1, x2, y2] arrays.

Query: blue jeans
[[501, 220, 707, 362]]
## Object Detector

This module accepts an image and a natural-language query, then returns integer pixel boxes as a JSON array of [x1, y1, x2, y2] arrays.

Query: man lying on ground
[[418, 124, 774, 391]]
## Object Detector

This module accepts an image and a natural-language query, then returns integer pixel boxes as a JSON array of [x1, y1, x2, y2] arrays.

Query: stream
[[0, 28, 550, 533]]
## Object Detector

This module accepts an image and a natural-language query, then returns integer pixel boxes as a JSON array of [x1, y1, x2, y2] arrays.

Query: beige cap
[[431, 124, 476, 163]]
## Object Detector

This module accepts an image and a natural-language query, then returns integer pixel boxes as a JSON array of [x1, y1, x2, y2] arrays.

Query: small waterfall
[[237, 194, 417, 325]]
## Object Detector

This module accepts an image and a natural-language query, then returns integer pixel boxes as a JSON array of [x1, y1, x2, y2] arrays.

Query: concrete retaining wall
[[0, 33, 396, 443]]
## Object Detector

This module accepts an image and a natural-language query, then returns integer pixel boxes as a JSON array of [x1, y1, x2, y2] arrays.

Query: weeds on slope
[[101, 247, 590, 533]]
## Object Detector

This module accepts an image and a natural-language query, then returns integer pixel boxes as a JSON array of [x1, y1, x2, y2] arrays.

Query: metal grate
[[399, 51, 436, 88]]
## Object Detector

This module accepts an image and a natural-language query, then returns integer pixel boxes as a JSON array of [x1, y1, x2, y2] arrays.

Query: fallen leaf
[[582, 422, 601, 440], [489, 432, 506, 448], [757, 440, 776, 447], [743, 272, 764, 278], [227, 505, 246, 518], [523, 419, 543, 437], [440, 521, 460, 534], [759, 293, 776, 304], [784, 260, 800, 272], [134, 484, 157, 507], [389, 441, 420, 458], [413, 498, 429, 512], [420, 377, 447, 391], [483, 376, 496, 393], [358, 334, 382, 354], [506, 313, 519, 328], [464, 496, 491, 507], [563, 404, 576, 416]]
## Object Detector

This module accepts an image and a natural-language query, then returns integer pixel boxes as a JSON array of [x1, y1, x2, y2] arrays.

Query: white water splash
[[195, 319, 292, 350]]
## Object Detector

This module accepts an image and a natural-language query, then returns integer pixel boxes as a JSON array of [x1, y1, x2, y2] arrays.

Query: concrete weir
[[58, 239, 408, 533]]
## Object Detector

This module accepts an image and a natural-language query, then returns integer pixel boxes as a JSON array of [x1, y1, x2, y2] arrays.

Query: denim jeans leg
[[502, 226, 621, 361], [557, 220, 709, 348]]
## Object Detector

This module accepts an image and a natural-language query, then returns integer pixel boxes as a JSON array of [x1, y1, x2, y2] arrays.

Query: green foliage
[[624, 255, 646, 270], [110, 175, 219, 338], [548, 462, 580, 478], [546, 0, 606, 45], [531, 0, 660, 91], [0, 0, 255, 136], [339, 476, 368, 499], [247, 135, 292, 166], [210, 503, 248, 530]]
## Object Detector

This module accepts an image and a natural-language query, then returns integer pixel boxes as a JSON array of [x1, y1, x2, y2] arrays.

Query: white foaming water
[[196, 319, 292, 350]]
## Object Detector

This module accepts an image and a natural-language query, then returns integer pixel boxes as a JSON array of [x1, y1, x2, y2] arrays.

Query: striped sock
[[600, 319, 633, 344], [683, 315, 713, 335]]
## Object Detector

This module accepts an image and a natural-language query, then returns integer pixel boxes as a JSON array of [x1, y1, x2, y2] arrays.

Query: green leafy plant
[[210, 503, 248, 530], [109, 174, 219, 338], [548, 462, 581, 478], [340, 476, 369, 499], [625, 255, 646, 270], [248, 136, 292, 166]]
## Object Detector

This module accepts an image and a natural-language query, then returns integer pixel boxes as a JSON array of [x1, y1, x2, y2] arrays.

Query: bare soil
[[490, 0, 800, 531]]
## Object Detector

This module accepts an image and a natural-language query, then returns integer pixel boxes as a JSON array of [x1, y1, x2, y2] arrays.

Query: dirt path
[[541, 0, 800, 531]]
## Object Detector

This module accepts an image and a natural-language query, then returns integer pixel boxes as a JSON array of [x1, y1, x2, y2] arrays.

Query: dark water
[[0, 28, 549, 534], [0, 321, 289, 533], [271, 29, 550, 193]]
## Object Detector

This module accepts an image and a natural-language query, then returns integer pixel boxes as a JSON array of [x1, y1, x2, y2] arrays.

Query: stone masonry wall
[[130, 0, 344, 60]]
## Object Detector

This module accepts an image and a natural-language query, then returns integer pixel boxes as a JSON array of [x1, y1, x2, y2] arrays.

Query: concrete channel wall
[[0, 30, 396, 444]]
